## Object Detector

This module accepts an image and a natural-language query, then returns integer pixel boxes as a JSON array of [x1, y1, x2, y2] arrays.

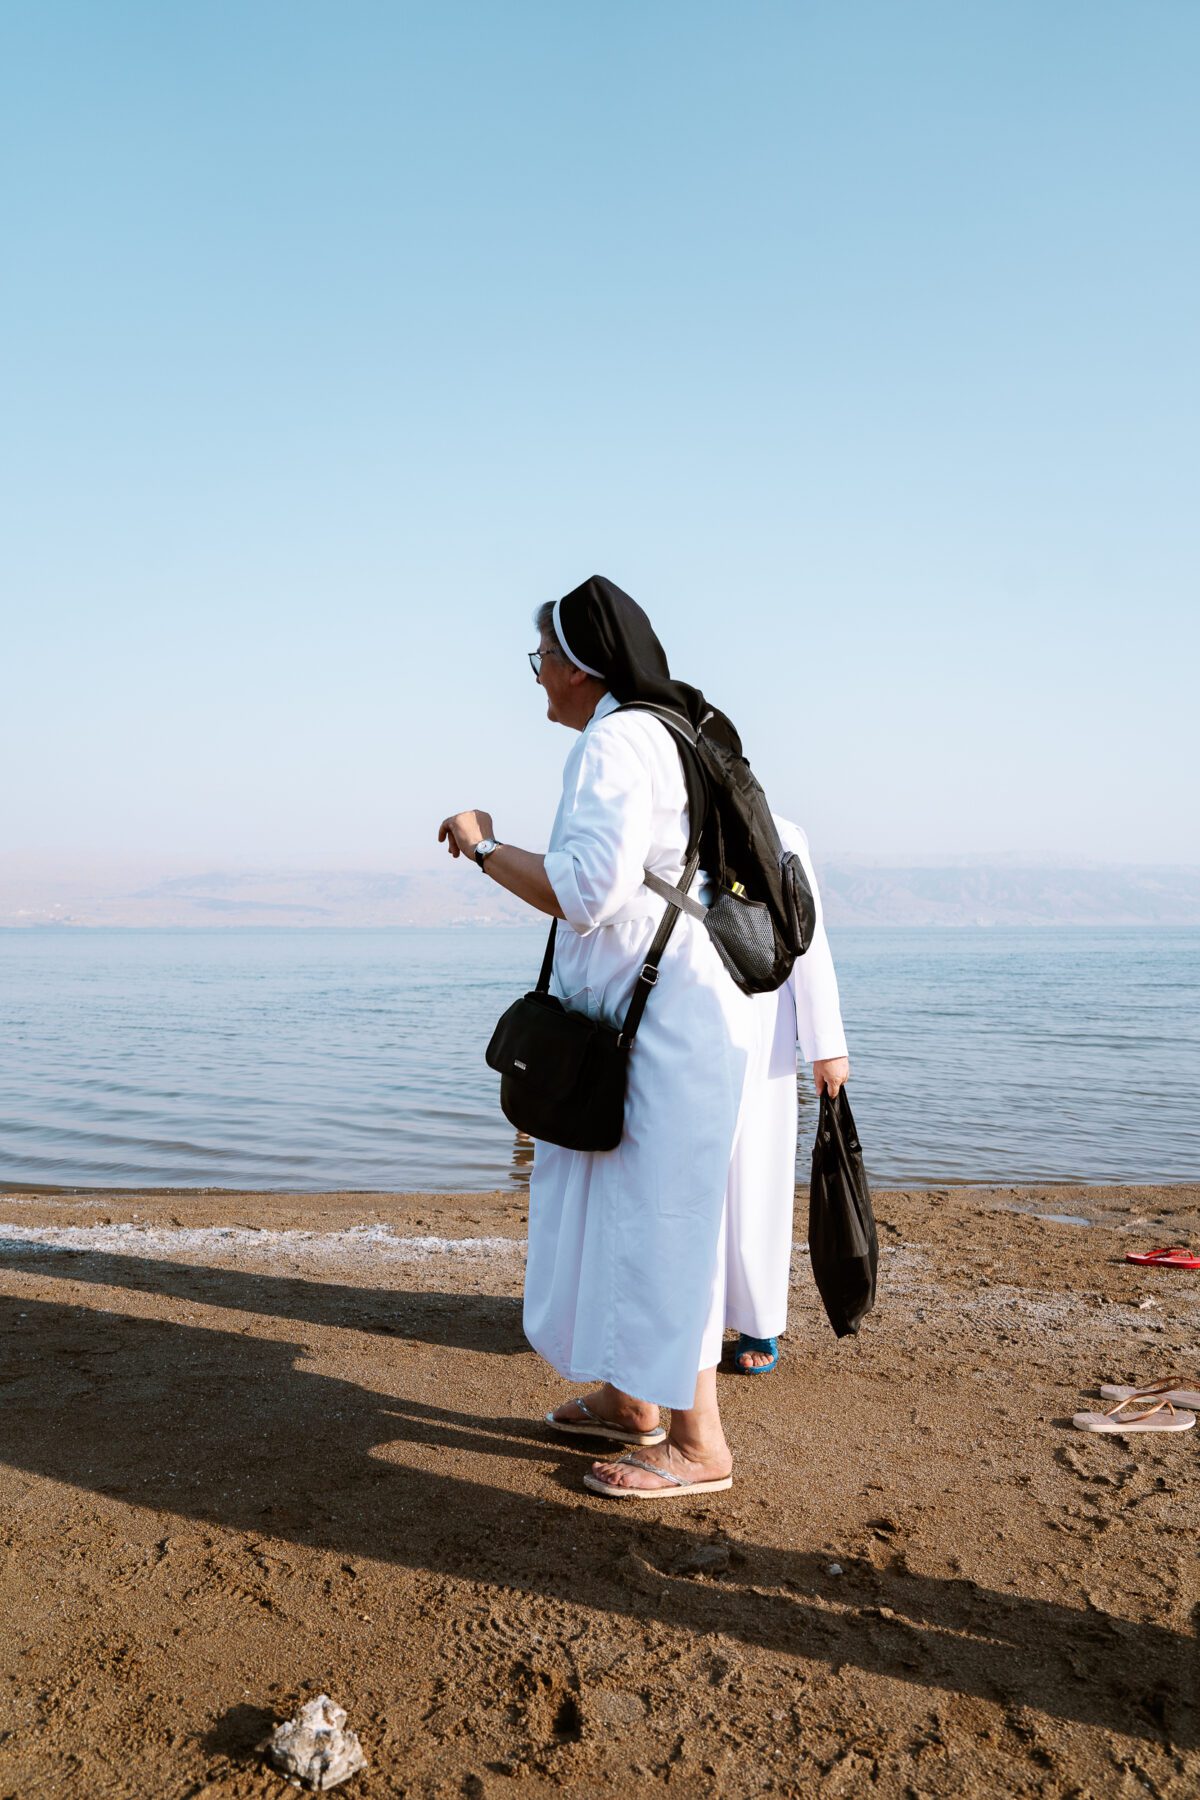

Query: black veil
[[552, 574, 740, 860], [554, 575, 743, 745]]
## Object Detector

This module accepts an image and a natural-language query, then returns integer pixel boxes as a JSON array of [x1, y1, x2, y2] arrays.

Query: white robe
[[697, 817, 849, 1368], [523, 692, 848, 1408]]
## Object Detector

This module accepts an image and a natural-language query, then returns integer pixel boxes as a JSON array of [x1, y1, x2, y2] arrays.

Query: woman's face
[[536, 635, 576, 726]]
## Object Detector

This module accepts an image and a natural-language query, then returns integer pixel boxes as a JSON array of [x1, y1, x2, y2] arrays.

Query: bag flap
[[486, 992, 613, 1102]]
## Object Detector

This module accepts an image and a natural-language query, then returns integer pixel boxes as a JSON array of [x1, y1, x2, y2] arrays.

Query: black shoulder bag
[[484, 853, 700, 1152]]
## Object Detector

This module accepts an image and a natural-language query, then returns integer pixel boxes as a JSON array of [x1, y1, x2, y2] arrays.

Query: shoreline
[[1, 1181, 1197, 1794], [4, 1175, 1199, 1202]]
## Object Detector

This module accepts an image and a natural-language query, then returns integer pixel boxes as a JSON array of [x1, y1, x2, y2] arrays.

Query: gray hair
[[533, 600, 562, 653]]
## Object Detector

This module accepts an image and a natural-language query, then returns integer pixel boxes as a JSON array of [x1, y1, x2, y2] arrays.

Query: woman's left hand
[[438, 810, 495, 858], [813, 1056, 850, 1097]]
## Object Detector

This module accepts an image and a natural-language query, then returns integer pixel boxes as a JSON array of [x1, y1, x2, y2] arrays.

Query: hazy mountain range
[[3, 858, 1199, 928]]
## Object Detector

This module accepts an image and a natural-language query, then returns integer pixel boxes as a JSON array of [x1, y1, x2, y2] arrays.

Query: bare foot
[[551, 1383, 660, 1434], [736, 1346, 775, 1371], [589, 1435, 732, 1494]]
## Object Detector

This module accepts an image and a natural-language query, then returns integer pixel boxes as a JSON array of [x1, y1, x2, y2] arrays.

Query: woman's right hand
[[438, 810, 494, 858], [813, 1057, 850, 1097]]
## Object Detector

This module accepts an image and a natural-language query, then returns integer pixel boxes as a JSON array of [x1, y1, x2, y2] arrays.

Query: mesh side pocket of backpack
[[705, 889, 782, 992]]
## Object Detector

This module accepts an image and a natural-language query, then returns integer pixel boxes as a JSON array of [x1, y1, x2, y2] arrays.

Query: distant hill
[[0, 863, 532, 929], [2, 858, 1199, 928], [816, 862, 1200, 927]]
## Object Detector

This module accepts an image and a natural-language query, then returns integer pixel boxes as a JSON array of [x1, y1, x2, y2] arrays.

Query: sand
[[0, 1180, 1197, 1798]]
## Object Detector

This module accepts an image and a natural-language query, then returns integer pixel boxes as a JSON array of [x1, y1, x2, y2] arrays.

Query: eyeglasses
[[528, 649, 550, 677]]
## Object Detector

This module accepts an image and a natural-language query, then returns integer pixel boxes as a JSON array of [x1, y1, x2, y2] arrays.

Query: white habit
[[523, 692, 848, 1409], [697, 815, 849, 1369]]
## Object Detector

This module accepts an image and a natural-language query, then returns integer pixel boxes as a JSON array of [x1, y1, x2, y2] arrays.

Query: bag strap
[[617, 850, 701, 1050], [534, 851, 701, 1028], [535, 918, 558, 994]]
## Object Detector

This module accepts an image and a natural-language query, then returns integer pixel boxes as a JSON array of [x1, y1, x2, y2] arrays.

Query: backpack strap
[[614, 700, 708, 863], [617, 850, 700, 1050], [642, 867, 707, 921], [614, 699, 699, 746]]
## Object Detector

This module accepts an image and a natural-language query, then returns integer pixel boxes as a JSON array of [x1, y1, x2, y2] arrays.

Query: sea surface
[[1, 926, 1197, 1197]]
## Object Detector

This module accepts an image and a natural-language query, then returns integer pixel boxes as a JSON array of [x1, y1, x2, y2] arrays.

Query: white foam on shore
[[0, 1222, 521, 1264]]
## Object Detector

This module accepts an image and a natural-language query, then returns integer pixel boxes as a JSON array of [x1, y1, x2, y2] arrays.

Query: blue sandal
[[733, 1334, 779, 1374]]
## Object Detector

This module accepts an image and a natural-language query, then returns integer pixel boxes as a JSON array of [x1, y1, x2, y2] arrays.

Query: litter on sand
[[1123, 1245, 1200, 1269], [260, 1695, 367, 1791], [1100, 1379, 1200, 1410], [1073, 1396, 1196, 1435]]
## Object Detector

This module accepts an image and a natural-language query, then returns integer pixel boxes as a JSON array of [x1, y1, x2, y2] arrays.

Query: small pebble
[[675, 1542, 731, 1575], [826, 1562, 843, 1576]]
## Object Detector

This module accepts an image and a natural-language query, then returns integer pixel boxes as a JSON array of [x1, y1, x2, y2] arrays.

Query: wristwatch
[[474, 837, 501, 871]]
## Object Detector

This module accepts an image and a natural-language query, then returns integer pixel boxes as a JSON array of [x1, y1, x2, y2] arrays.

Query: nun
[[710, 813, 850, 1377], [438, 576, 849, 1498]]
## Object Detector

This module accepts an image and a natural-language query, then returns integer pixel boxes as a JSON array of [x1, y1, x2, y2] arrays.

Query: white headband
[[552, 596, 605, 678]]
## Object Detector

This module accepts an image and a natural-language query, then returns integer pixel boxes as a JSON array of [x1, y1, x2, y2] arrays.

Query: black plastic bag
[[808, 1088, 878, 1337]]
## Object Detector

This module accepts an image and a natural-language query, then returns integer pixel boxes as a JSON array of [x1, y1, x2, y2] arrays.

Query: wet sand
[[0, 1181, 1197, 1797]]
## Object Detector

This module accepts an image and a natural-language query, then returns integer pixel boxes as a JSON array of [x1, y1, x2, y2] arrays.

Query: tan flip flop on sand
[[1100, 1379, 1200, 1410], [544, 1399, 667, 1447], [582, 1451, 734, 1499], [1073, 1395, 1196, 1435]]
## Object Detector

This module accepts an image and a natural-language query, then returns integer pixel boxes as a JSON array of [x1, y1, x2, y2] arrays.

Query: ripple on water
[[1, 924, 1198, 1196]]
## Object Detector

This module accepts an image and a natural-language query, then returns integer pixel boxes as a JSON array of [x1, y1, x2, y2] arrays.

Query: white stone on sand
[[262, 1695, 367, 1791]]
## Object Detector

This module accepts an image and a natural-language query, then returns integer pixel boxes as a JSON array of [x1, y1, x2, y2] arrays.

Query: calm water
[[1, 927, 1197, 1194]]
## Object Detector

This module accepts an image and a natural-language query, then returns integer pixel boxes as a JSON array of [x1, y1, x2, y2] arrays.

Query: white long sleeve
[[776, 817, 849, 1064], [543, 717, 654, 934], [542, 694, 689, 937]]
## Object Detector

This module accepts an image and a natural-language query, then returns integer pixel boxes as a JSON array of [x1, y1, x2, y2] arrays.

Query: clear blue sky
[[3, 2, 1196, 868]]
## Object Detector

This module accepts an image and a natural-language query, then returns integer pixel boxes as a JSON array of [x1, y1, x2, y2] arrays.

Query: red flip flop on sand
[[1124, 1245, 1200, 1269], [1073, 1395, 1196, 1434]]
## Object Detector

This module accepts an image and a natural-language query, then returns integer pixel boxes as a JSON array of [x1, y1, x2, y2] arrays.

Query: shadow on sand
[[0, 1238, 528, 1354], [0, 1250, 1196, 1751]]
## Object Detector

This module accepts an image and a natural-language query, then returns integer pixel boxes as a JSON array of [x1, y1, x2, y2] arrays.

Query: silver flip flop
[[1073, 1396, 1196, 1434], [544, 1399, 667, 1447], [1099, 1379, 1200, 1411], [582, 1451, 734, 1499]]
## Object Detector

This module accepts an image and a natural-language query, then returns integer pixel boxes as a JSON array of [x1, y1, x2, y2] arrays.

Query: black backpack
[[619, 701, 816, 995]]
